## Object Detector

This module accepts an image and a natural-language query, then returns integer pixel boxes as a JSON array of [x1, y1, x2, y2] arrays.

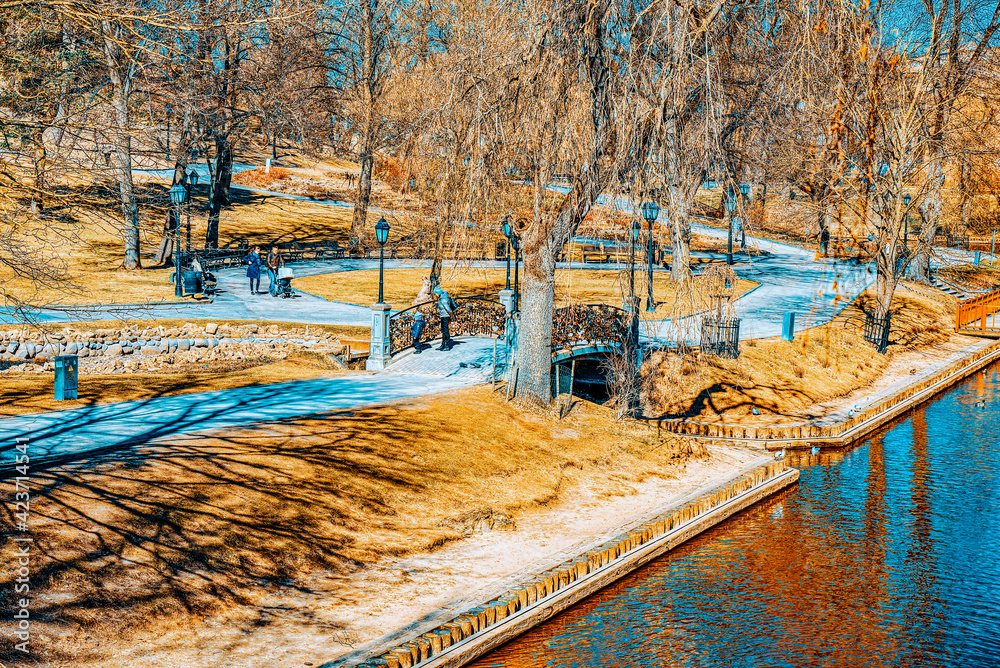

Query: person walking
[[411, 312, 427, 354], [243, 246, 262, 294], [434, 286, 457, 351], [266, 246, 284, 296]]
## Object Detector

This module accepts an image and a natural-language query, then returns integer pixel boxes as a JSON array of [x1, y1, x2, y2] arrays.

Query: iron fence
[[551, 304, 629, 351], [388, 297, 507, 354], [863, 312, 892, 353], [701, 316, 741, 359]]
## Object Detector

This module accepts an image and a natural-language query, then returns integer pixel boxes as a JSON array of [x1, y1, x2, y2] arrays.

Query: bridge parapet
[[551, 303, 629, 357], [389, 298, 506, 355]]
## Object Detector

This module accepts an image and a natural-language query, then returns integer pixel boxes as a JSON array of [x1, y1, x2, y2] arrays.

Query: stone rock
[[105, 344, 123, 357], [6, 342, 17, 355], [140, 346, 160, 356], [194, 338, 208, 348], [122, 347, 134, 355], [79, 348, 90, 358], [66, 342, 78, 355], [205, 322, 219, 335], [177, 339, 190, 351]]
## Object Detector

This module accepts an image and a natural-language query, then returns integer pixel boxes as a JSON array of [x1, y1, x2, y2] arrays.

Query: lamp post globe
[[740, 183, 750, 197], [188, 170, 199, 187], [169, 184, 187, 297], [375, 217, 390, 303]]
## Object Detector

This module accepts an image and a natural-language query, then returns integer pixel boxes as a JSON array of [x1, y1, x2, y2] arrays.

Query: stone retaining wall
[[343, 459, 796, 668], [0, 322, 344, 365]]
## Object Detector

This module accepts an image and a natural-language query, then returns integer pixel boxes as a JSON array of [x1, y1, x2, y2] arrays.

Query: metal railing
[[701, 316, 741, 359], [956, 288, 1000, 336], [551, 304, 629, 352], [863, 312, 892, 353], [388, 297, 507, 354]]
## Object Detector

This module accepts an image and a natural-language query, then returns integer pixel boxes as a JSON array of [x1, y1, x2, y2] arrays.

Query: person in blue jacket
[[243, 246, 262, 294]]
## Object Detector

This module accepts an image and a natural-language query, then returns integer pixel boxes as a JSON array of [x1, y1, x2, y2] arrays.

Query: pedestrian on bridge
[[434, 286, 457, 351], [411, 312, 427, 354]]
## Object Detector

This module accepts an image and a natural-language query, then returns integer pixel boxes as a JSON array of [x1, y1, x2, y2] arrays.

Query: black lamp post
[[903, 194, 911, 248], [186, 169, 199, 253], [725, 188, 737, 265], [512, 234, 521, 313], [169, 183, 188, 296], [501, 216, 513, 290], [641, 201, 659, 312], [739, 183, 750, 248], [375, 216, 390, 303]]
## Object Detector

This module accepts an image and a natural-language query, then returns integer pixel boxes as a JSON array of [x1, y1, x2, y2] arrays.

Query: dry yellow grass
[[0, 350, 349, 417], [296, 267, 758, 318], [13, 386, 704, 664], [937, 263, 1000, 291], [641, 284, 955, 422]]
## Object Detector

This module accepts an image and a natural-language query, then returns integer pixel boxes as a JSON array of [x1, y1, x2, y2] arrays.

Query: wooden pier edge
[[337, 461, 799, 668]]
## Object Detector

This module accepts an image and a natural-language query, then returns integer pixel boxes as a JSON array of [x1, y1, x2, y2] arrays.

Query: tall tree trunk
[[352, 129, 375, 240], [517, 247, 556, 403], [908, 149, 945, 282], [30, 126, 45, 215], [205, 138, 233, 249], [429, 201, 451, 288], [156, 117, 195, 265], [103, 27, 140, 269], [668, 200, 691, 281]]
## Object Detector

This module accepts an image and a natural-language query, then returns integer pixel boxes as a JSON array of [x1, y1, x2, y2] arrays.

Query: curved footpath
[[0, 372, 481, 467]]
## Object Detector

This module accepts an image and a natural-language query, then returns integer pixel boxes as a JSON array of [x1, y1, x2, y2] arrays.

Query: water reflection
[[473, 366, 1000, 667]]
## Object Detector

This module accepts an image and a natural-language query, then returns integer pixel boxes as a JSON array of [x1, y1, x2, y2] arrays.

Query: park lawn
[[0, 350, 352, 417], [642, 283, 958, 423], [14, 385, 707, 666], [295, 267, 759, 319]]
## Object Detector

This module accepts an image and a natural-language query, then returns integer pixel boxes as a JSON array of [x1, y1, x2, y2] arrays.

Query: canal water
[[473, 365, 1000, 667]]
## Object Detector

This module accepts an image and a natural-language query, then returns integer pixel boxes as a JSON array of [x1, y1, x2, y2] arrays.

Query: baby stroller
[[277, 267, 294, 298]]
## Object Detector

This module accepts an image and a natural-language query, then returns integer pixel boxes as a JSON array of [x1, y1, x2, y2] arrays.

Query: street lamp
[[903, 194, 911, 247], [739, 183, 750, 248], [501, 216, 513, 290], [641, 201, 659, 312], [725, 188, 737, 265], [169, 183, 188, 297], [186, 169, 199, 253], [511, 233, 521, 313], [375, 216, 390, 303]]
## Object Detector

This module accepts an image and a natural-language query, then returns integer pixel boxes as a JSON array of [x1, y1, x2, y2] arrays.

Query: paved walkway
[[1, 371, 478, 466], [654, 223, 875, 340]]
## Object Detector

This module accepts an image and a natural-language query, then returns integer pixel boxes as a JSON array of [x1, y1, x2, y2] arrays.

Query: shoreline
[[337, 457, 796, 668], [651, 336, 999, 449]]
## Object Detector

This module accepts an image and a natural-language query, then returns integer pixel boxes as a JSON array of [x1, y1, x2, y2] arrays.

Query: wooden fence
[[956, 288, 1000, 336]]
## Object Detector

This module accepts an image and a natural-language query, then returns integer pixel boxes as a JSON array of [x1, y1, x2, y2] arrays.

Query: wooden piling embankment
[[649, 338, 1000, 451], [340, 457, 798, 668]]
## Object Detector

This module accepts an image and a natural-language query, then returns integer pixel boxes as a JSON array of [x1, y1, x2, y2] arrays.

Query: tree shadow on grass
[[0, 404, 466, 665]]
